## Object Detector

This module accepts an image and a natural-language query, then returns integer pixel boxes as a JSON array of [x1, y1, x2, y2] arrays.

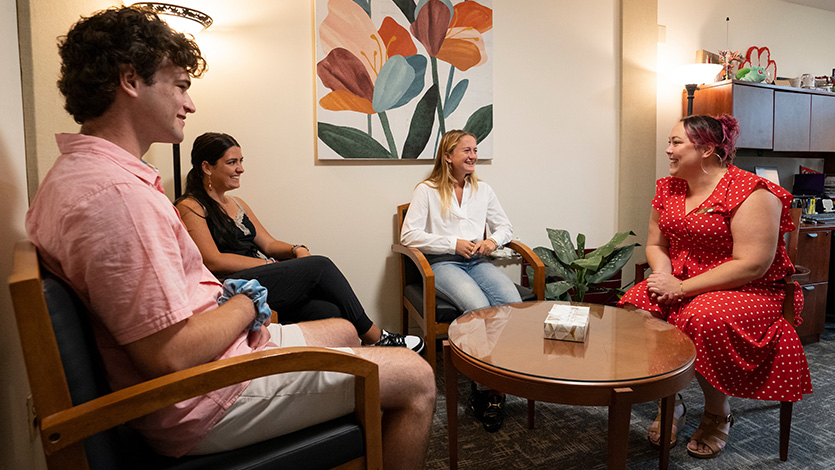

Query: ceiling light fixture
[[129, 2, 213, 35]]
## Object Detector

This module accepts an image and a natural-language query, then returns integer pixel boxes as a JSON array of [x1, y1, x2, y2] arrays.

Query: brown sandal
[[687, 411, 734, 459], [648, 394, 686, 448]]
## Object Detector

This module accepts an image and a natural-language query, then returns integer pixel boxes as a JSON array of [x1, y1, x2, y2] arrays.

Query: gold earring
[[207, 179, 213, 190]]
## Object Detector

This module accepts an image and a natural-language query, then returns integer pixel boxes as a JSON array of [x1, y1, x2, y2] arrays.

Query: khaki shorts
[[188, 323, 356, 455]]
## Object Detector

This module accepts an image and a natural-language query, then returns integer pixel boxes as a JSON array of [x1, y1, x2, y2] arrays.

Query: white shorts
[[188, 323, 356, 455]]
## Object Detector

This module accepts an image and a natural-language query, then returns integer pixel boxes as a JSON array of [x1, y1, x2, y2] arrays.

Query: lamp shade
[[670, 63, 723, 86]]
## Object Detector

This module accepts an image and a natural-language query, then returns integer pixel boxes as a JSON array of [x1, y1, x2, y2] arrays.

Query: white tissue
[[544, 305, 590, 342]]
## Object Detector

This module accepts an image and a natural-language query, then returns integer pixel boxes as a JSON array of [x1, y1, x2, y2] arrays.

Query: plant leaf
[[533, 246, 574, 281], [443, 79, 469, 118], [401, 84, 439, 158], [572, 254, 603, 272], [576, 233, 586, 258], [546, 228, 578, 266], [545, 280, 573, 300], [464, 104, 493, 142], [587, 244, 639, 284], [585, 230, 636, 259], [317, 122, 393, 158]]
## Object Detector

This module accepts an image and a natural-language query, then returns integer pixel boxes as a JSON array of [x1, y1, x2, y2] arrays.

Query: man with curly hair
[[26, 7, 433, 468]]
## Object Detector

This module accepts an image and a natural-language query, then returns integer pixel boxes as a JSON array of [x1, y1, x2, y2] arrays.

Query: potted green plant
[[529, 229, 638, 303]]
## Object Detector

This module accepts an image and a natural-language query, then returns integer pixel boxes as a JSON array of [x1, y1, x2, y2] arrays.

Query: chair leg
[[425, 333, 437, 372], [779, 401, 792, 461]]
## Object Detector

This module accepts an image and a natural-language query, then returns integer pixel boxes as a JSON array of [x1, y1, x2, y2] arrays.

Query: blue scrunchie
[[217, 278, 271, 331]]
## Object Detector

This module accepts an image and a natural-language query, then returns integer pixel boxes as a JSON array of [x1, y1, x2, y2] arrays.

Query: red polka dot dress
[[619, 165, 813, 401]]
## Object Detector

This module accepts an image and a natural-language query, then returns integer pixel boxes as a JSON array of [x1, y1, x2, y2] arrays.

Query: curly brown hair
[[57, 6, 207, 124]]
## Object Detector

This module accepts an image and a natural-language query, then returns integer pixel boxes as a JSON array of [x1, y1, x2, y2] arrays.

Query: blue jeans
[[432, 256, 522, 314]]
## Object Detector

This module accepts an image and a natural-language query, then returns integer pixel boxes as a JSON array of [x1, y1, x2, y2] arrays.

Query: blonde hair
[[422, 130, 479, 217]]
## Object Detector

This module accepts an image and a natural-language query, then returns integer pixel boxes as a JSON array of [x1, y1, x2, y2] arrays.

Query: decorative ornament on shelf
[[740, 46, 777, 84], [736, 66, 766, 83], [718, 49, 743, 81]]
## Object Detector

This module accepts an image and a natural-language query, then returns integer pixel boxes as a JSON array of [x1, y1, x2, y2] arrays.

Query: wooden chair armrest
[[39, 347, 381, 456], [506, 240, 546, 300], [391, 243, 433, 282], [634, 262, 650, 283], [391, 243, 438, 326]]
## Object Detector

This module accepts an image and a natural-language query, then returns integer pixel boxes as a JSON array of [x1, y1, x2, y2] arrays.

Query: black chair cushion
[[41, 271, 366, 470], [404, 282, 535, 324], [133, 415, 365, 470]]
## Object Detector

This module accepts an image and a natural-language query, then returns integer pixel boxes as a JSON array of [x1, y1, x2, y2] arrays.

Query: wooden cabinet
[[685, 79, 835, 152], [794, 225, 831, 343], [689, 80, 773, 149]]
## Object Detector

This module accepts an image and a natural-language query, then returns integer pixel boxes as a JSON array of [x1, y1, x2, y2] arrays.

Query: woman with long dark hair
[[176, 132, 423, 353]]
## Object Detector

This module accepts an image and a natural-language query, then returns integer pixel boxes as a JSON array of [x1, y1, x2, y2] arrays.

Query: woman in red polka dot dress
[[618, 114, 813, 459]]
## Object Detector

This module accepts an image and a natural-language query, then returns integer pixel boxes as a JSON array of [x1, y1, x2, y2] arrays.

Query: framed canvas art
[[314, 0, 493, 160]]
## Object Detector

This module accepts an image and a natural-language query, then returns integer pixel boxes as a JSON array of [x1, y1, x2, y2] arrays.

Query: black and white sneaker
[[374, 329, 425, 354]]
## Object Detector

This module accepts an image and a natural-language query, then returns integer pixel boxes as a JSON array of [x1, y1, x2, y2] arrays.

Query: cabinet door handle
[[802, 285, 815, 291], [805, 233, 819, 238]]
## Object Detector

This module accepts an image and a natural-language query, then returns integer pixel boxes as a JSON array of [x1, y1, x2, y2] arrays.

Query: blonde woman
[[400, 130, 520, 432]]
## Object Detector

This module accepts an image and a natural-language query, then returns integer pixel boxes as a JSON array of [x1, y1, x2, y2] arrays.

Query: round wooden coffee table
[[443, 301, 696, 470]]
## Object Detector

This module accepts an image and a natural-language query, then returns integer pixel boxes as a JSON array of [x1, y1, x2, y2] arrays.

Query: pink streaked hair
[[681, 114, 740, 163]]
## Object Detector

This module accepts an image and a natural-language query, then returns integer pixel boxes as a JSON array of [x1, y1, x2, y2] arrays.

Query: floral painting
[[315, 0, 493, 160]]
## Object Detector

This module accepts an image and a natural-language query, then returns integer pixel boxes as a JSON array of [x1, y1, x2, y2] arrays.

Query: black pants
[[227, 255, 374, 336]]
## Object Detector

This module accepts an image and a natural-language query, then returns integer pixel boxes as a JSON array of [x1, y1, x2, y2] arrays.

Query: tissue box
[[544, 305, 590, 342]]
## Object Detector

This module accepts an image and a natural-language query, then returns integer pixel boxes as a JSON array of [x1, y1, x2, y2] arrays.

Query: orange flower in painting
[[411, 0, 492, 72], [317, 0, 420, 114], [436, 1, 492, 71]]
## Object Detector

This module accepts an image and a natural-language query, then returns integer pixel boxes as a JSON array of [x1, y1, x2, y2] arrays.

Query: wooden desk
[[796, 221, 835, 343], [444, 301, 696, 470]]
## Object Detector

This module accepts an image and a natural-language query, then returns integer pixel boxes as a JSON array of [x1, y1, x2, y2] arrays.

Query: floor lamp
[[672, 63, 723, 116]]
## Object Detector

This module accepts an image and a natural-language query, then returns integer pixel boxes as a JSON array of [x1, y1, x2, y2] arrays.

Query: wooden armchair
[[9, 240, 382, 470], [392, 203, 545, 370], [632, 207, 806, 461]]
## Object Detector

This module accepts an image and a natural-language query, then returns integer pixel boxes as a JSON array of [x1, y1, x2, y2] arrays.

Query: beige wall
[[1, 0, 46, 467], [4, 0, 834, 468]]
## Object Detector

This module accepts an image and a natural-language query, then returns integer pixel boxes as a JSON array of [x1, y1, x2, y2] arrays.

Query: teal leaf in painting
[[464, 104, 493, 143], [402, 83, 439, 158], [373, 55, 415, 112], [443, 79, 468, 118], [391, 0, 416, 23], [351, 0, 371, 16], [391, 55, 428, 109], [318, 122, 393, 158]]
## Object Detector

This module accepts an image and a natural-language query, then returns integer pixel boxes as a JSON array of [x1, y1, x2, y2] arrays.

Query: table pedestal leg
[[658, 394, 675, 470], [443, 342, 459, 470], [608, 387, 633, 470]]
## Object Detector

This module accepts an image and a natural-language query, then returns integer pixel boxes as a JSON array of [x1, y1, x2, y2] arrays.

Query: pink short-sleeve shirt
[[26, 134, 264, 457]]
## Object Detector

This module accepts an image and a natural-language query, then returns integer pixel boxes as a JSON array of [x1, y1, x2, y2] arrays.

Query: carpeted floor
[[424, 325, 835, 469]]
